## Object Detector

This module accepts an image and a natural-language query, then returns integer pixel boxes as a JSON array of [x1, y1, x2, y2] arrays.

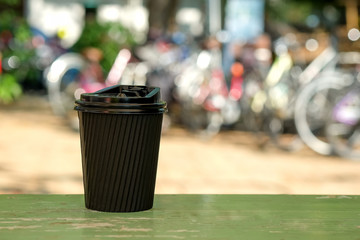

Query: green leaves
[[0, 73, 22, 104], [72, 20, 136, 73]]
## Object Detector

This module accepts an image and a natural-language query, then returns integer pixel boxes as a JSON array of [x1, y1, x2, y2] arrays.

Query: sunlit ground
[[1, 94, 360, 195]]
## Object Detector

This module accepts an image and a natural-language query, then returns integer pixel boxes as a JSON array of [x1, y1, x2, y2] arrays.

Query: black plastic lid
[[74, 85, 167, 114]]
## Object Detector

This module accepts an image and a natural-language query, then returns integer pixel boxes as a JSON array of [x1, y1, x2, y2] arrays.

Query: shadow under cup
[[74, 85, 167, 212]]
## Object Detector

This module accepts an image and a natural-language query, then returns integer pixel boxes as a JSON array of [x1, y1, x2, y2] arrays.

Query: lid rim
[[75, 99, 166, 108], [74, 85, 167, 114], [80, 85, 161, 104], [74, 107, 167, 114]]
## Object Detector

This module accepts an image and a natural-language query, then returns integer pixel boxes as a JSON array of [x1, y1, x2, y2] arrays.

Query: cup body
[[75, 85, 166, 212], [78, 112, 163, 212]]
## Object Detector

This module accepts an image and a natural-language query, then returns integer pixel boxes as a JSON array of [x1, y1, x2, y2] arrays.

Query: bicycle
[[294, 65, 360, 158], [326, 78, 360, 160], [45, 48, 131, 130], [243, 34, 338, 151], [174, 45, 244, 138], [293, 40, 360, 156]]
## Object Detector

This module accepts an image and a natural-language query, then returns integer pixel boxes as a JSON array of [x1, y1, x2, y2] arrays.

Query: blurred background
[[1, 0, 360, 194]]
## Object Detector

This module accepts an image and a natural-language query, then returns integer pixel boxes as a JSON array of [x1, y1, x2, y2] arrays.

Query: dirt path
[[1, 95, 360, 194]]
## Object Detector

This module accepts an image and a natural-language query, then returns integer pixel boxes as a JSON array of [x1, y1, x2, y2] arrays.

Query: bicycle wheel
[[46, 53, 87, 129], [326, 87, 360, 160], [294, 73, 353, 155]]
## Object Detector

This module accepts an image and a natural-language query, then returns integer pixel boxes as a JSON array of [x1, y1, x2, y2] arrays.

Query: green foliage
[[0, 74, 22, 104], [266, 0, 341, 28], [0, 0, 20, 6], [72, 20, 136, 73], [0, 10, 36, 103], [266, 0, 314, 25]]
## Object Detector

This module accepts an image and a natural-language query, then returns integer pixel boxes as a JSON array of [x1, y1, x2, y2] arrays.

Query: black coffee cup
[[74, 85, 166, 212]]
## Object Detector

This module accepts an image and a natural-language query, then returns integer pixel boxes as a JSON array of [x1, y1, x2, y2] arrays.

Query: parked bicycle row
[[41, 29, 360, 161], [1, 18, 359, 160], [236, 33, 360, 160]]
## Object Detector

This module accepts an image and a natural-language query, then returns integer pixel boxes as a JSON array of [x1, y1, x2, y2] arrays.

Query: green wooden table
[[0, 194, 359, 239]]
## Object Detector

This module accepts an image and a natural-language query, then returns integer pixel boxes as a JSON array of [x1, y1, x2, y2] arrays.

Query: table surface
[[0, 194, 359, 239]]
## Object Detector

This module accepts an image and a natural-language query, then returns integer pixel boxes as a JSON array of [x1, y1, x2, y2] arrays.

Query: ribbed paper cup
[[75, 85, 166, 212]]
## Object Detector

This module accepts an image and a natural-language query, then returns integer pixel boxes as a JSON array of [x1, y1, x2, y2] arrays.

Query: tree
[[146, 0, 179, 40]]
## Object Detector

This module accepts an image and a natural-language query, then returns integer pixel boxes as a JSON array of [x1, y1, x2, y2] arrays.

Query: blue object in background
[[225, 0, 265, 42], [223, 0, 265, 78]]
